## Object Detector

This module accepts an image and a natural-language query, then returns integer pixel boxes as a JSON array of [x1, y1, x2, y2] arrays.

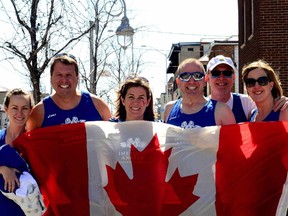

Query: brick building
[[238, 0, 288, 95]]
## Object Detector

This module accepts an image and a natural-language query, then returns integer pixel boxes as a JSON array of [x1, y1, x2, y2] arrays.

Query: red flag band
[[14, 121, 288, 216]]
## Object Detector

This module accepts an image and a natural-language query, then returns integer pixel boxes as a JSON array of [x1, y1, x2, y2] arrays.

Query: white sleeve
[[239, 94, 256, 119]]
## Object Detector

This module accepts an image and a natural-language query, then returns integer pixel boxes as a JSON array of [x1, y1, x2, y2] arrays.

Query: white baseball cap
[[207, 55, 236, 72]]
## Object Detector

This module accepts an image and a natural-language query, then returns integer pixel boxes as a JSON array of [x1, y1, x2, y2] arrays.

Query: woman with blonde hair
[[242, 60, 288, 121]]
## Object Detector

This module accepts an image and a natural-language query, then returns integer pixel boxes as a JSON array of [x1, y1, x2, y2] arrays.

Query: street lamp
[[115, 0, 134, 73], [115, 0, 134, 50]]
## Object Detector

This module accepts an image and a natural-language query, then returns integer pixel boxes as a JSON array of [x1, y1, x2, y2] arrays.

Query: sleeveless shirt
[[167, 99, 217, 128], [232, 93, 248, 123], [42, 91, 102, 127], [249, 109, 280, 122]]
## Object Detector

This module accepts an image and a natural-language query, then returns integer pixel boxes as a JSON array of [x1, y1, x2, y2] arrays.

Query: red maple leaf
[[104, 134, 199, 216]]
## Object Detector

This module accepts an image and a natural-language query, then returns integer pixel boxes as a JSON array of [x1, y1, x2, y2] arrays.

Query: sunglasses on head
[[244, 76, 270, 88], [178, 72, 205, 82], [126, 75, 149, 84], [210, 70, 233, 78], [54, 53, 77, 61]]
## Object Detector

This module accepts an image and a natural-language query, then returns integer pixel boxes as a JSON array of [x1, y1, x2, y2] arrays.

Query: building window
[[243, 0, 247, 44], [250, 0, 254, 38], [243, 0, 254, 43]]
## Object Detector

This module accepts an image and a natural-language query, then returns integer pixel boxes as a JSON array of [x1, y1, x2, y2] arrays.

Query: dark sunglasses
[[244, 76, 270, 88], [54, 53, 77, 61], [178, 72, 205, 82], [210, 70, 233, 78]]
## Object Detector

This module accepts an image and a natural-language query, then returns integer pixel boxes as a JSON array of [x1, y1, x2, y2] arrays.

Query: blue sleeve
[[0, 145, 29, 192]]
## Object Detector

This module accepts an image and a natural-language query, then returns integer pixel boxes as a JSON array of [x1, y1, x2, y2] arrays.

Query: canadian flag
[[14, 121, 288, 216]]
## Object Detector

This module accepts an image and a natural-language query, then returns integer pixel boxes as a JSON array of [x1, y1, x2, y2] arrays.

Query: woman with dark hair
[[110, 76, 155, 122], [0, 88, 32, 215], [242, 60, 288, 121], [0, 88, 45, 216]]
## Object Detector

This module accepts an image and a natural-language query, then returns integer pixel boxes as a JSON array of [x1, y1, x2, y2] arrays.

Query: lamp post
[[115, 0, 135, 73]]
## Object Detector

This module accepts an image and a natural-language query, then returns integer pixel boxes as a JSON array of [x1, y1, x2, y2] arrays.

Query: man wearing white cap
[[164, 58, 236, 128], [206, 55, 286, 123]]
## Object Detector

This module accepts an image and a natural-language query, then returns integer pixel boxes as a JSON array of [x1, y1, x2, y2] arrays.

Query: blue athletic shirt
[[0, 129, 26, 216], [249, 109, 280, 122], [232, 93, 248, 123], [166, 99, 217, 128], [42, 91, 102, 127]]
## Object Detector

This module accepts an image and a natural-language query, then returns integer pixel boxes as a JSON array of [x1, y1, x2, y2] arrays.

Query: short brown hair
[[50, 53, 78, 76], [4, 88, 33, 108]]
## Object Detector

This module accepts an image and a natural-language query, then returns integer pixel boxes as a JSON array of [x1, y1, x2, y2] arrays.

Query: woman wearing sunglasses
[[242, 60, 288, 122], [164, 58, 236, 128], [206, 55, 288, 123]]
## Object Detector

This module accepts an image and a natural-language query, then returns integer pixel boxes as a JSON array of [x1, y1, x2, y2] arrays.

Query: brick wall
[[239, 0, 288, 95]]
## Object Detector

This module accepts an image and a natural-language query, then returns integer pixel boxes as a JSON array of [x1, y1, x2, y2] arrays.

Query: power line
[[144, 30, 236, 38]]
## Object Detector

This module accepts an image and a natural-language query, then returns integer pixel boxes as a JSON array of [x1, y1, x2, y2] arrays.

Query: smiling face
[[245, 68, 274, 103], [206, 64, 235, 97], [176, 61, 206, 96], [5, 94, 31, 127], [51, 61, 78, 97], [121, 86, 151, 121]]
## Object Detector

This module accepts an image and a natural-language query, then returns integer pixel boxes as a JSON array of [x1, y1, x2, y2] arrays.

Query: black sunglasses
[[244, 76, 270, 88], [210, 70, 233, 78], [178, 72, 205, 82], [54, 53, 77, 61]]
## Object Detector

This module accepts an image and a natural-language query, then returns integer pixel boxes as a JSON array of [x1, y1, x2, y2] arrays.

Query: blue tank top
[[166, 99, 217, 128], [249, 109, 280, 122], [0, 129, 26, 216], [42, 91, 102, 127], [232, 93, 247, 123]]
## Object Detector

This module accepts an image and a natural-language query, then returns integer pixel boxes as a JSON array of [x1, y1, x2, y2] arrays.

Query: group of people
[[165, 55, 288, 127], [1, 53, 288, 215], [110, 54, 288, 126]]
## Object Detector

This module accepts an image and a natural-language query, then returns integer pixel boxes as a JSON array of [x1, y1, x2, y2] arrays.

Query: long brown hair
[[50, 53, 78, 76], [114, 77, 155, 121]]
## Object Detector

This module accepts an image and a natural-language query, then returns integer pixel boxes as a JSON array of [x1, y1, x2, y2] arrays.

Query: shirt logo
[[47, 114, 56, 119], [181, 121, 201, 129], [64, 117, 86, 124]]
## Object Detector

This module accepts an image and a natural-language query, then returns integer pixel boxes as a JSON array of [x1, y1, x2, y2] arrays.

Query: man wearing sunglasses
[[27, 53, 111, 130], [206, 55, 287, 123], [164, 58, 236, 128]]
